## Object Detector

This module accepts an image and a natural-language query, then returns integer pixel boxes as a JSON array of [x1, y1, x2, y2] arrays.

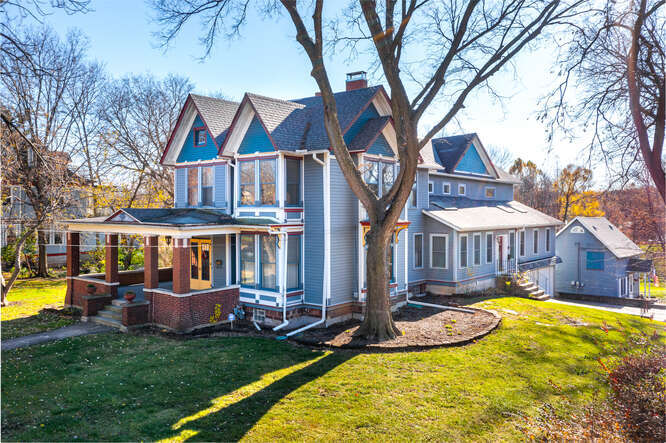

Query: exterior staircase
[[90, 300, 124, 329], [516, 276, 550, 301]]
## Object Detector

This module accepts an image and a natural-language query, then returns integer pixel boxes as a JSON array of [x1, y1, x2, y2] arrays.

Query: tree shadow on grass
[[1, 308, 77, 339], [155, 349, 353, 442]]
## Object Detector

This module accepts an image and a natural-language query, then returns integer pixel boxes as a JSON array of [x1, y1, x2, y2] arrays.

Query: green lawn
[[2, 297, 663, 442], [1, 277, 75, 339], [641, 281, 666, 300]]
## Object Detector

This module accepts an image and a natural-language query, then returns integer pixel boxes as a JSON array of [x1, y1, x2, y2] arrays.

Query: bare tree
[[97, 74, 193, 208], [553, 164, 593, 221], [510, 158, 557, 217], [0, 26, 90, 277], [153, 0, 588, 340], [487, 145, 514, 170], [543, 0, 665, 201]]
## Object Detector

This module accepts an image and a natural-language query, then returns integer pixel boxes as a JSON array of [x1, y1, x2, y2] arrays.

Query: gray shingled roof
[[570, 217, 643, 258], [246, 93, 308, 151], [190, 94, 239, 146], [102, 208, 274, 227], [431, 133, 476, 172], [348, 116, 390, 151]]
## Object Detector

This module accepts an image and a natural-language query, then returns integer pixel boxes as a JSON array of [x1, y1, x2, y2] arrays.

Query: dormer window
[[193, 127, 206, 147]]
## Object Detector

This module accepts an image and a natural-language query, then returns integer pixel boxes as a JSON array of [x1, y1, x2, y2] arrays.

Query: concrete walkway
[[547, 298, 666, 322], [2, 322, 114, 351]]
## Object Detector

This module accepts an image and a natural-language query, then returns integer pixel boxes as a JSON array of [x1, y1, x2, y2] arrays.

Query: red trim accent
[[287, 231, 303, 235], [283, 154, 302, 160], [193, 126, 206, 147], [287, 290, 304, 296], [359, 221, 410, 227], [175, 160, 227, 168], [237, 155, 279, 161], [269, 223, 304, 228], [284, 208, 304, 213]]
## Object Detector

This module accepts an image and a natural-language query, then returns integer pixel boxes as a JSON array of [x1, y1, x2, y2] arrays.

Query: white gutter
[[273, 232, 290, 331], [283, 152, 329, 337], [405, 291, 475, 314]]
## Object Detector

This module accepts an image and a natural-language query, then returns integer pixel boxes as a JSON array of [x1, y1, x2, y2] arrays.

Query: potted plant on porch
[[124, 290, 136, 303], [86, 284, 96, 295]]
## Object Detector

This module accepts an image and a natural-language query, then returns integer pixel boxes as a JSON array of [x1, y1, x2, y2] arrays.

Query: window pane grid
[[240, 161, 255, 205], [259, 159, 276, 205]]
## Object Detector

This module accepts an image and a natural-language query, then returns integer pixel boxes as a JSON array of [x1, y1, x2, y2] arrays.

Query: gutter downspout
[[406, 291, 475, 314], [283, 152, 329, 338], [273, 232, 289, 331]]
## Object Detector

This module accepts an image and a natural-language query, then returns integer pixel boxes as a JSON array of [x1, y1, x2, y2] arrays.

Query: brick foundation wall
[[122, 302, 149, 327], [149, 287, 240, 332], [81, 294, 113, 317], [70, 278, 115, 307]]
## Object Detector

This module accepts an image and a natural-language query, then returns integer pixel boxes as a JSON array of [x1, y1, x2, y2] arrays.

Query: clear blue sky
[[40, 0, 582, 172]]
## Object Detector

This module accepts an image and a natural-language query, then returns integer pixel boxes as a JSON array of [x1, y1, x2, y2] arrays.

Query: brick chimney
[[346, 71, 367, 91]]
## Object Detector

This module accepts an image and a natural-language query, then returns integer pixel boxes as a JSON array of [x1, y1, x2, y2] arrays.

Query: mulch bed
[[293, 303, 500, 351]]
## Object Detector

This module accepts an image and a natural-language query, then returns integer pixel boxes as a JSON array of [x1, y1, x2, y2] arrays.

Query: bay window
[[364, 161, 379, 196], [287, 235, 302, 289], [240, 234, 255, 285], [259, 159, 276, 205], [188, 167, 198, 206], [382, 162, 394, 196], [260, 235, 277, 290], [201, 167, 214, 206], [240, 161, 255, 205]]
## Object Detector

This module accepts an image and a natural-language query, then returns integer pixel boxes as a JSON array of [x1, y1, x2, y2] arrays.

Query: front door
[[190, 239, 212, 290]]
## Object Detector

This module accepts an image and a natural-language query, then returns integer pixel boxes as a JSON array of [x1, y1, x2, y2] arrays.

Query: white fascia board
[[163, 105, 198, 166], [65, 222, 273, 238], [428, 170, 516, 185], [468, 134, 500, 179], [422, 210, 462, 231], [222, 104, 255, 156]]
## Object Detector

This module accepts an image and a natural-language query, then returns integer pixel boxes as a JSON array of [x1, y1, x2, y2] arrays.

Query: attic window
[[193, 127, 206, 147]]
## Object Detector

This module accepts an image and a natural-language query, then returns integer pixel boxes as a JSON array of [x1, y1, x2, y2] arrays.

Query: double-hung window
[[509, 231, 516, 259], [259, 159, 276, 205], [430, 234, 447, 269], [285, 158, 301, 206], [364, 161, 379, 197], [240, 161, 255, 205], [459, 235, 468, 268], [194, 128, 206, 147], [473, 234, 481, 265], [533, 229, 539, 254], [458, 184, 466, 196], [382, 163, 394, 196], [201, 167, 214, 206], [545, 228, 551, 252], [428, 181, 434, 194], [486, 233, 493, 263], [188, 168, 199, 206], [519, 231, 525, 257], [240, 234, 256, 286], [260, 235, 277, 290], [442, 183, 451, 195], [287, 234, 302, 290], [413, 233, 423, 269]]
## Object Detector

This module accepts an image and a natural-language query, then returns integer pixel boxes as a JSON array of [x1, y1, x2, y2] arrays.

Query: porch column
[[105, 234, 119, 297], [65, 232, 80, 306], [144, 236, 159, 289], [172, 237, 190, 294]]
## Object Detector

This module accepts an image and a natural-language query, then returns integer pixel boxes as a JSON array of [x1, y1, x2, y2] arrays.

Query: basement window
[[253, 309, 266, 323]]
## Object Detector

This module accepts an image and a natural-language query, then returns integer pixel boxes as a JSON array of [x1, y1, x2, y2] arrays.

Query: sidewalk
[[2, 322, 114, 351], [547, 298, 666, 322]]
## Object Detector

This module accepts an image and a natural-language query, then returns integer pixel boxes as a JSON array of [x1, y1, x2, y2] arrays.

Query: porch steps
[[514, 279, 551, 301], [90, 302, 124, 330]]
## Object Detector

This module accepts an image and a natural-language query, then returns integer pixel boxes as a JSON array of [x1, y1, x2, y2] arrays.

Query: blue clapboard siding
[[455, 143, 489, 175], [407, 169, 430, 284], [212, 235, 226, 287], [176, 114, 219, 163], [423, 216, 455, 282], [237, 116, 274, 154], [519, 227, 557, 264], [430, 176, 514, 201], [303, 157, 325, 305], [174, 168, 187, 208], [214, 164, 227, 209], [366, 133, 394, 156], [329, 158, 358, 305], [555, 219, 633, 297], [343, 104, 379, 145], [395, 228, 406, 289]]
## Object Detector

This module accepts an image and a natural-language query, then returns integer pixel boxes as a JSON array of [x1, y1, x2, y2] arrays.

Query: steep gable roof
[[246, 93, 308, 151], [347, 116, 391, 152], [558, 216, 643, 259], [431, 133, 475, 172]]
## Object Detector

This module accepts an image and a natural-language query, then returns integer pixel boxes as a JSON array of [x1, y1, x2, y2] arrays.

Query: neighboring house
[[63, 72, 562, 333], [555, 216, 653, 298]]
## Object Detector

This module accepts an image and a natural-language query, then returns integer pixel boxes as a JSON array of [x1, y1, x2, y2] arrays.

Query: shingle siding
[[303, 157, 325, 305]]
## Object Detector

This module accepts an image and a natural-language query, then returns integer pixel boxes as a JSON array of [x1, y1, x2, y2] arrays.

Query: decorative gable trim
[[105, 209, 141, 223], [161, 95, 219, 166]]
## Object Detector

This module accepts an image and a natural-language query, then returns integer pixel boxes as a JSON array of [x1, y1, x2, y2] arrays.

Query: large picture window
[[430, 234, 447, 269], [259, 159, 276, 205], [260, 235, 277, 290], [188, 167, 198, 206], [240, 161, 255, 205], [473, 234, 481, 265], [285, 158, 301, 206], [201, 167, 213, 206], [287, 235, 301, 289], [413, 233, 423, 269], [240, 234, 255, 285], [459, 235, 468, 268]]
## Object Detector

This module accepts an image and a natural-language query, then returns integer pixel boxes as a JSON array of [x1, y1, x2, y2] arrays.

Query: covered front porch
[[64, 208, 295, 332]]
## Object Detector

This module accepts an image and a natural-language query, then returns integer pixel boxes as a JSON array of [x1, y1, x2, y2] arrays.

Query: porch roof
[[423, 198, 562, 232], [65, 208, 298, 236]]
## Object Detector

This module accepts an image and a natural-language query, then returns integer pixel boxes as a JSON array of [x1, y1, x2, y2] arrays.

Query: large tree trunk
[[1, 227, 35, 305], [357, 225, 402, 341], [36, 230, 49, 277]]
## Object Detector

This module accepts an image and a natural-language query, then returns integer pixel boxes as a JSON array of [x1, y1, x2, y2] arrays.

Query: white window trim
[[428, 181, 434, 194], [545, 228, 551, 252], [413, 232, 424, 269], [533, 229, 539, 255], [485, 232, 493, 264], [485, 186, 496, 198], [442, 182, 451, 195], [472, 233, 482, 265], [519, 230, 526, 257], [459, 234, 468, 268], [458, 183, 466, 196], [430, 233, 448, 270]]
